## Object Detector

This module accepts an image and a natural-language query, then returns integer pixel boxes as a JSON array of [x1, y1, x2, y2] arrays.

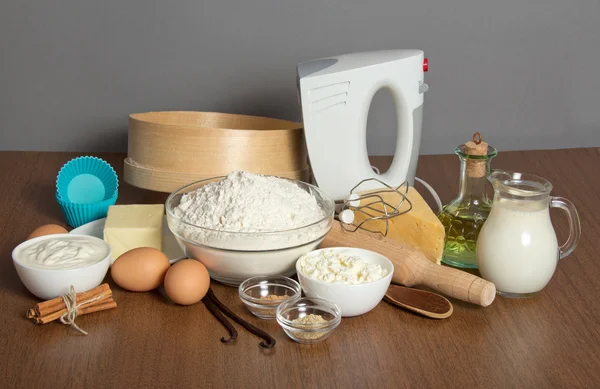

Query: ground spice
[[256, 295, 289, 316], [292, 314, 328, 340], [260, 295, 288, 301]]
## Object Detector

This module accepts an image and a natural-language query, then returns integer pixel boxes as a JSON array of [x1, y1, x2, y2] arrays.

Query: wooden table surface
[[0, 149, 599, 389]]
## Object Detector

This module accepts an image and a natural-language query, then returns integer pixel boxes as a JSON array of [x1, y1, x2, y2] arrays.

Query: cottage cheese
[[299, 249, 389, 284]]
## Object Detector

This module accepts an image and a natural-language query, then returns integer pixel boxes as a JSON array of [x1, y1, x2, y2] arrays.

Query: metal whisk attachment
[[337, 178, 413, 237]]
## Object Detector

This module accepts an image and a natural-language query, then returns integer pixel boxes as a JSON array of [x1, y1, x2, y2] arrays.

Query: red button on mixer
[[423, 58, 429, 72]]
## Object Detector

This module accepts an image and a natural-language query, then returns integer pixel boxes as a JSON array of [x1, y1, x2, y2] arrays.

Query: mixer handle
[[379, 83, 414, 186]]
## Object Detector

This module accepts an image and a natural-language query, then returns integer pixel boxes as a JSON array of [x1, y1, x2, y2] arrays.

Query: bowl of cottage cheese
[[165, 171, 335, 286], [296, 247, 394, 317]]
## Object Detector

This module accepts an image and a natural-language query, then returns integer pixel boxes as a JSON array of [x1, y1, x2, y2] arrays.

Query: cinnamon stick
[[78, 300, 117, 316], [34, 297, 117, 325], [34, 284, 111, 317]]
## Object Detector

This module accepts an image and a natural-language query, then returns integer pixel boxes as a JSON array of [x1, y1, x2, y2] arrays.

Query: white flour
[[171, 171, 329, 250]]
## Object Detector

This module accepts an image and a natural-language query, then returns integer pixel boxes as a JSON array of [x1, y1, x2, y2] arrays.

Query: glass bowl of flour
[[165, 171, 335, 286]]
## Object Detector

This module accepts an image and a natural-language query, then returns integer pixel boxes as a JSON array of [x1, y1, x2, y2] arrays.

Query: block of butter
[[353, 186, 444, 264], [103, 204, 164, 261]]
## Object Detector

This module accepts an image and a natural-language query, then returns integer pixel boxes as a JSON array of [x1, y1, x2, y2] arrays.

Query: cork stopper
[[464, 132, 488, 178]]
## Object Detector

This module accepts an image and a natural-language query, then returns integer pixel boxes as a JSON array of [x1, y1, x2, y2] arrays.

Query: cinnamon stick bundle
[[33, 283, 111, 317], [26, 283, 117, 325]]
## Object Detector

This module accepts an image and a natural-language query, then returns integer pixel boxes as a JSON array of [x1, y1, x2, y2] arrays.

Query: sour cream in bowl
[[12, 234, 111, 299], [296, 247, 393, 317]]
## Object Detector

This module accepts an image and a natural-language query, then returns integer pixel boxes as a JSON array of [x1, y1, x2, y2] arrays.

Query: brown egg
[[27, 224, 68, 240], [111, 247, 171, 292], [164, 259, 210, 305]]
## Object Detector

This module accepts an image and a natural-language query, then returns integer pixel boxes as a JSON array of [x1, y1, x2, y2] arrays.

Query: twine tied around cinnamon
[[59, 286, 107, 335]]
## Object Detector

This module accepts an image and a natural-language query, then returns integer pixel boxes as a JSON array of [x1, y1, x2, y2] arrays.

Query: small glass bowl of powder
[[239, 276, 301, 319], [276, 297, 341, 344]]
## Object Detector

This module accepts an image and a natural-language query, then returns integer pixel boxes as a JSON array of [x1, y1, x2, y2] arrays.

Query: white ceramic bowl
[[12, 234, 111, 300], [296, 247, 394, 317], [165, 177, 335, 286]]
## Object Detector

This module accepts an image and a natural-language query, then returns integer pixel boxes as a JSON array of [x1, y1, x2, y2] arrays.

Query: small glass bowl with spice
[[276, 297, 341, 344], [239, 276, 301, 319]]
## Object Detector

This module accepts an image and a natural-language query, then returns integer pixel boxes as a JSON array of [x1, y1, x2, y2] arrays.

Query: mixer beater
[[337, 178, 413, 237]]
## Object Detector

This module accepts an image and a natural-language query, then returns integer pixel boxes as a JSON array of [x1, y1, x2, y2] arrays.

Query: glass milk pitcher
[[476, 171, 581, 297]]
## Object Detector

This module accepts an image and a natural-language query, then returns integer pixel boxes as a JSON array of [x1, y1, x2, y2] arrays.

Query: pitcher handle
[[550, 197, 581, 259]]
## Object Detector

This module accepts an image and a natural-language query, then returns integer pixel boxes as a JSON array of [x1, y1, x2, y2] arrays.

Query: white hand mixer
[[297, 50, 441, 233]]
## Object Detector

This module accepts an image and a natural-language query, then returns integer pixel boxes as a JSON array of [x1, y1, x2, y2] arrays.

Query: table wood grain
[[0, 149, 599, 389]]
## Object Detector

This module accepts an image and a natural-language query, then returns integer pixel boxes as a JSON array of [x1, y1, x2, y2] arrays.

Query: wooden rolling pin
[[321, 222, 496, 307]]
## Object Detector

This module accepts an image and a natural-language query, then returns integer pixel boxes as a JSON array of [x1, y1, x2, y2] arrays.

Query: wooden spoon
[[384, 285, 453, 319]]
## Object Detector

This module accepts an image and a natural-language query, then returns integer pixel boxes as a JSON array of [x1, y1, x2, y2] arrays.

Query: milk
[[476, 199, 559, 295]]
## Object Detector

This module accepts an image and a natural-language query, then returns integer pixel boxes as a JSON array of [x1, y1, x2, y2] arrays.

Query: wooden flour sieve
[[124, 111, 308, 192]]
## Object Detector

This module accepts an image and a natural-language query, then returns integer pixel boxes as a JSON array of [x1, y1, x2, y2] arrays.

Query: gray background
[[1, 0, 599, 155]]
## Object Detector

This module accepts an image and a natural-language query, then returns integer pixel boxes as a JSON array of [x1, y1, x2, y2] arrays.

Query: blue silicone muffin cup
[[56, 192, 118, 228], [56, 156, 119, 203], [55, 156, 119, 228]]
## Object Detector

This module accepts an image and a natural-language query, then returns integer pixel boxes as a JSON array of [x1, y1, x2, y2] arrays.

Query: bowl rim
[[169, 227, 330, 253], [295, 247, 395, 287], [276, 296, 342, 329], [12, 233, 111, 272], [238, 276, 302, 305], [165, 175, 335, 235]]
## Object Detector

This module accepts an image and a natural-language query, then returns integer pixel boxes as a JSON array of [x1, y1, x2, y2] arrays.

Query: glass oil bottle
[[438, 133, 497, 269]]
